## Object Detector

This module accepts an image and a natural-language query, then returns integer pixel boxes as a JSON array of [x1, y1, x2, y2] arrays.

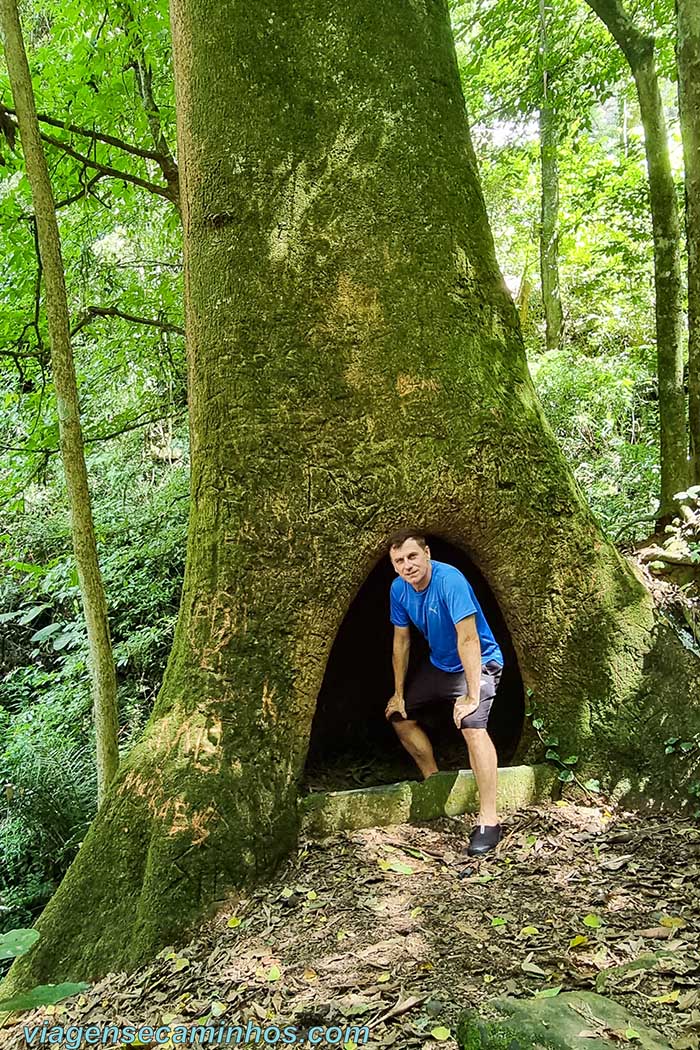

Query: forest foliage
[[0, 0, 697, 936]]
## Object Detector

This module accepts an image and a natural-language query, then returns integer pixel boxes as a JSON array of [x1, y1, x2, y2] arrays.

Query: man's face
[[390, 539, 432, 590]]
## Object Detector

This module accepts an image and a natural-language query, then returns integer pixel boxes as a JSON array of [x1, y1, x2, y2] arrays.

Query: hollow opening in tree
[[303, 535, 525, 792]]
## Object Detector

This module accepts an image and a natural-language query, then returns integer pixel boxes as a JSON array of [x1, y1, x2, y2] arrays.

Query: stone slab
[[457, 991, 671, 1050], [299, 765, 557, 836], [298, 781, 412, 836]]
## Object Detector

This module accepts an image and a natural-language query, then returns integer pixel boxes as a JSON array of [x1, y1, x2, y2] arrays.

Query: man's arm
[[454, 615, 482, 727], [385, 625, 410, 719]]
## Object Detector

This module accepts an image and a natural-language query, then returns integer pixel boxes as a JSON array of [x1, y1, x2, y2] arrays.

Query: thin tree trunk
[[0, 0, 119, 804], [585, 0, 687, 512], [677, 0, 700, 484], [539, 0, 564, 352]]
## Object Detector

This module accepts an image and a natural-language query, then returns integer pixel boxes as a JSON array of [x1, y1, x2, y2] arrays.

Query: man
[[385, 528, 504, 855]]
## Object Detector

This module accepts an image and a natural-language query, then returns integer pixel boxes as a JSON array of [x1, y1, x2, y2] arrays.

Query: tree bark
[[0, 0, 119, 804], [3, 0, 699, 993], [539, 0, 564, 352], [585, 0, 687, 512], [676, 0, 700, 484]]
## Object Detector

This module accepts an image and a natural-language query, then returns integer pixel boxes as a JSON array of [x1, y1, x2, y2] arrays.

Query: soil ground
[[1, 801, 699, 1049]]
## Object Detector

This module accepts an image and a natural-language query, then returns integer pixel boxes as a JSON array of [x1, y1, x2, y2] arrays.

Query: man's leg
[[392, 718, 438, 779], [461, 727, 498, 826]]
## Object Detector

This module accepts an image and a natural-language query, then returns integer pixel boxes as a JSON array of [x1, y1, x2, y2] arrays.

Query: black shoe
[[467, 823, 502, 856]]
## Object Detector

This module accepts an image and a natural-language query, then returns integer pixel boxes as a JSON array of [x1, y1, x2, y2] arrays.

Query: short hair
[[387, 528, 428, 552]]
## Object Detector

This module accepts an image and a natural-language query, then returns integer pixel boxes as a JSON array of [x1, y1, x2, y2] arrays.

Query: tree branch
[[118, 2, 180, 208], [70, 304, 185, 338], [4, 105, 169, 164], [0, 408, 186, 455], [584, 0, 654, 68], [37, 129, 176, 202], [55, 171, 106, 210]]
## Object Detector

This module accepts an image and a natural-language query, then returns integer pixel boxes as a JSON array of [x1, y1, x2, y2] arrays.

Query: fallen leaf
[[378, 859, 414, 876], [268, 965, 281, 982], [430, 1026, 451, 1041], [583, 914, 603, 929], [660, 916, 687, 930], [648, 989, 679, 1004], [520, 926, 540, 937], [227, 917, 241, 929], [377, 972, 391, 984], [521, 960, 548, 977], [534, 986, 562, 999], [601, 855, 633, 871], [570, 935, 589, 948], [673, 1036, 700, 1050]]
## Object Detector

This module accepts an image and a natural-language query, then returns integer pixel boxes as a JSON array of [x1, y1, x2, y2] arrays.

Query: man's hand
[[385, 693, 407, 720], [453, 694, 480, 729]]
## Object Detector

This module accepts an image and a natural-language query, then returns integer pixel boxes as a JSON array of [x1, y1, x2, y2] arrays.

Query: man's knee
[[462, 726, 488, 743], [392, 717, 418, 738]]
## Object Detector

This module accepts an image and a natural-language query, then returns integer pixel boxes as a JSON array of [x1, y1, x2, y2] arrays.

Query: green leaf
[[226, 916, 241, 928], [562, 755, 579, 765], [30, 622, 62, 643], [582, 914, 603, 928], [569, 935, 589, 947], [378, 859, 413, 875], [625, 1029, 641, 1040], [520, 926, 539, 937], [0, 982, 89, 1013], [584, 779, 601, 792], [534, 985, 562, 999], [558, 769, 575, 783], [268, 965, 281, 981], [532, 717, 543, 730], [0, 929, 40, 961], [491, 916, 507, 927], [545, 748, 560, 761], [17, 603, 51, 625], [430, 1027, 451, 1041]]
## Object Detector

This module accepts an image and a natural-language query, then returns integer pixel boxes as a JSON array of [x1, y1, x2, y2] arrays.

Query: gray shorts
[[397, 658, 502, 730]]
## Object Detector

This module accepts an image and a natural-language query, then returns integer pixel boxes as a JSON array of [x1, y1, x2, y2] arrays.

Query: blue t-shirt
[[389, 560, 503, 673]]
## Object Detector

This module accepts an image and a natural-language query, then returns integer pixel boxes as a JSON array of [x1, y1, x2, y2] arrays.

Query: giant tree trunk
[[0, 0, 119, 804], [586, 0, 687, 513], [539, 0, 564, 352], [4, 0, 699, 994], [677, 0, 700, 483]]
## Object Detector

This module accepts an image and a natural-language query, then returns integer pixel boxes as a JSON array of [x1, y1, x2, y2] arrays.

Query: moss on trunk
[[3, 0, 699, 995]]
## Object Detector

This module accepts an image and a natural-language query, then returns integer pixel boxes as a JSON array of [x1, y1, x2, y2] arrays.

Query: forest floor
[[2, 802, 699, 1050]]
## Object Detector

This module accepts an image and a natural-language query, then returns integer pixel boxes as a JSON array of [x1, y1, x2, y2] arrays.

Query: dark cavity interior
[[303, 536, 524, 792]]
